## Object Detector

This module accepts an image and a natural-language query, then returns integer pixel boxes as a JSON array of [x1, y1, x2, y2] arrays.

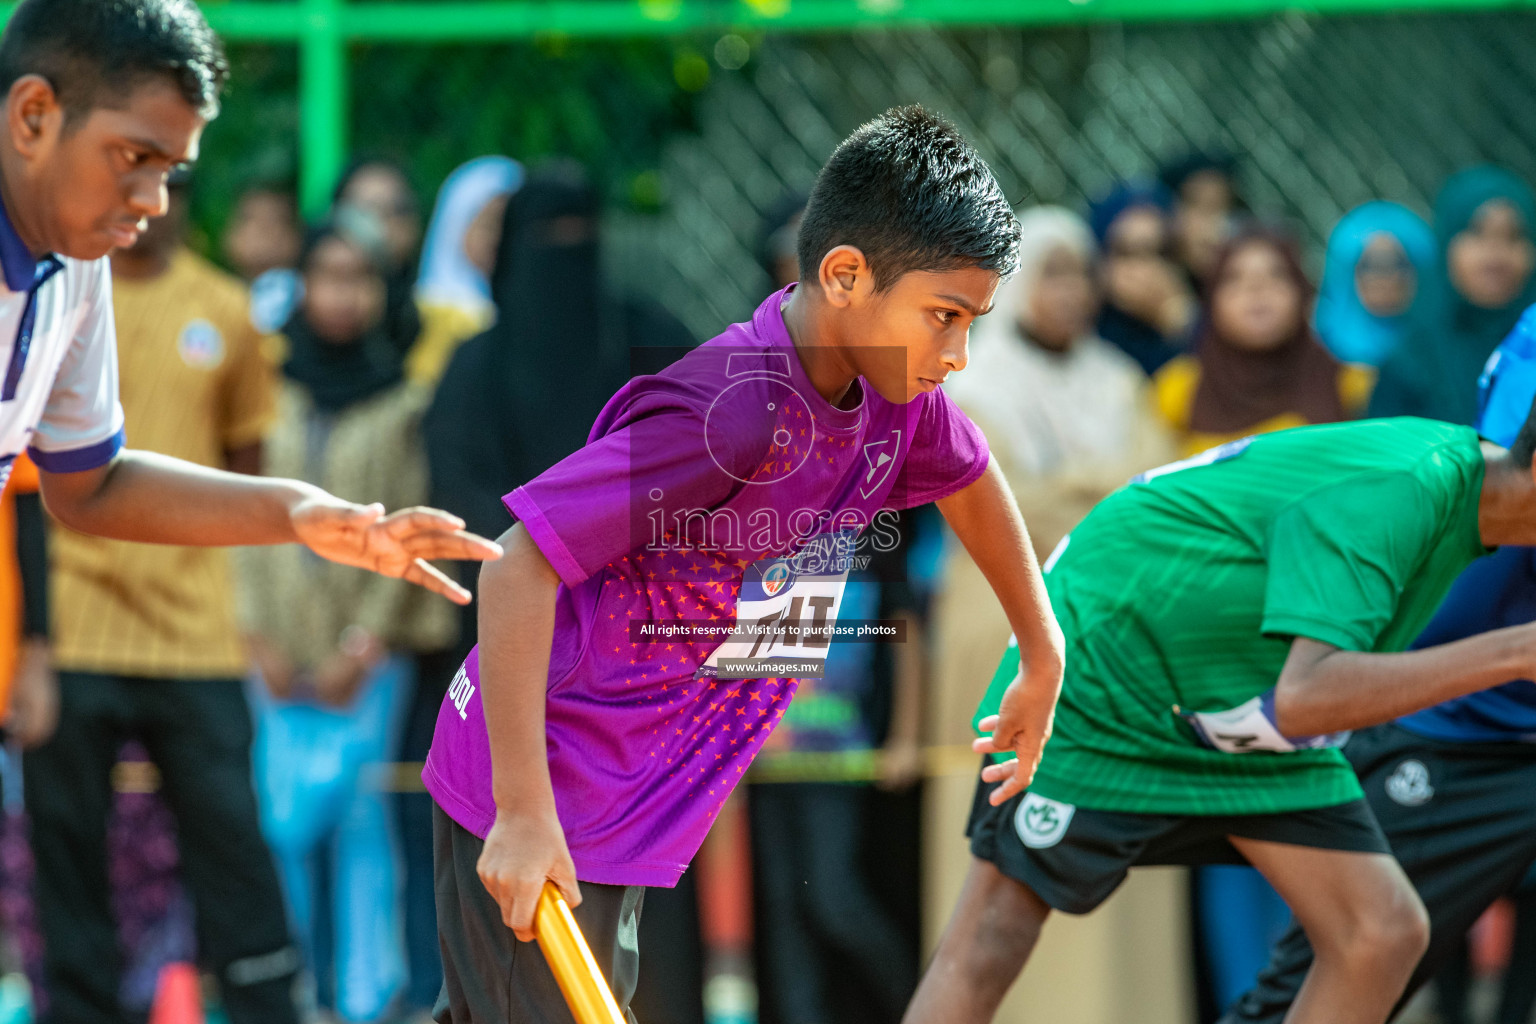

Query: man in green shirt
[[903, 414, 1536, 1024]]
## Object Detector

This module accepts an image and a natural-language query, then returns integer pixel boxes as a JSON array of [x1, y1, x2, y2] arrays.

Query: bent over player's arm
[[936, 454, 1066, 803], [1274, 628, 1536, 737], [473, 522, 576, 942], [38, 450, 501, 604]]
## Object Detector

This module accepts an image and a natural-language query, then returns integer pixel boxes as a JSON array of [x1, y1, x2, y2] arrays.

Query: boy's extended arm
[[1274, 627, 1536, 736], [935, 456, 1066, 805], [473, 523, 579, 942]]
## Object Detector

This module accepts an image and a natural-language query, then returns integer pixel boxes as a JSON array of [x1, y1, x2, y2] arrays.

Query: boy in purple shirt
[[424, 106, 1067, 1022]]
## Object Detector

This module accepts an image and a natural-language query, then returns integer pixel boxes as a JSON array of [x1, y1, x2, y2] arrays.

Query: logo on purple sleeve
[[447, 665, 476, 721]]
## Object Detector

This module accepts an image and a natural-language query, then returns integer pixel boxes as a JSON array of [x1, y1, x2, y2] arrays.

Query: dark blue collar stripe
[[0, 193, 64, 402], [2, 257, 63, 401], [0, 196, 39, 294]]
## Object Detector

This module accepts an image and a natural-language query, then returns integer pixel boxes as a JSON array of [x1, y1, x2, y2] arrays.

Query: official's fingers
[[398, 530, 505, 562], [382, 507, 468, 537], [403, 559, 473, 605], [972, 735, 1002, 754], [337, 501, 385, 526], [977, 714, 1000, 732]]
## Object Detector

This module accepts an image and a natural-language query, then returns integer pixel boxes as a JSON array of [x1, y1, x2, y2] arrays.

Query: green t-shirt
[[976, 418, 1490, 815]]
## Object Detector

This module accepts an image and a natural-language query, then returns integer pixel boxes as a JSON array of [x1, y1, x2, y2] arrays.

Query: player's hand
[[290, 497, 503, 605], [974, 668, 1057, 806], [7, 638, 57, 749], [478, 807, 581, 943]]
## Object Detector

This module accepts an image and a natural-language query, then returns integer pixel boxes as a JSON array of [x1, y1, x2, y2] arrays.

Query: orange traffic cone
[[149, 962, 204, 1024]]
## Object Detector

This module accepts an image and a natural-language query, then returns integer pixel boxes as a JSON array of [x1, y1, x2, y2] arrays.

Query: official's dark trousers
[[24, 673, 300, 1024]]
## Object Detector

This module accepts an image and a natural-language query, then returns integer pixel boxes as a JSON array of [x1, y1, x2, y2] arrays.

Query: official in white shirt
[[0, 0, 501, 1021]]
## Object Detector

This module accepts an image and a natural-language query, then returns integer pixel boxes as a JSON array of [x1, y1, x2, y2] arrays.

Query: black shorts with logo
[[966, 760, 1391, 915], [1222, 723, 1536, 1024]]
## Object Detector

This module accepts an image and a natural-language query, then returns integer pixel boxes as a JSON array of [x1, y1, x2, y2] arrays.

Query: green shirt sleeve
[[1262, 472, 1439, 652]]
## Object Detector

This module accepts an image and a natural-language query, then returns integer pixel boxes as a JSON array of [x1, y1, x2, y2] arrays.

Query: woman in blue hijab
[[1088, 181, 1197, 375], [1368, 166, 1536, 424], [1314, 201, 1436, 367]]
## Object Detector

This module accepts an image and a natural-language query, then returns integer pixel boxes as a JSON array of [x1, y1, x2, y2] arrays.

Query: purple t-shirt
[[423, 288, 989, 886]]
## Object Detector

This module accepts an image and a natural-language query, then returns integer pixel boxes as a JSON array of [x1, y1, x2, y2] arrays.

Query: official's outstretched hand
[[291, 497, 503, 604]]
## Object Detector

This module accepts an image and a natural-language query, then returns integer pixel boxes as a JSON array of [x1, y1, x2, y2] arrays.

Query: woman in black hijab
[[424, 161, 694, 619], [280, 211, 411, 410], [332, 157, 425, 361]]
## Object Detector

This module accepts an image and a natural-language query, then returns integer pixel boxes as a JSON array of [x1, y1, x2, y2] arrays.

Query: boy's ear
[[816, 244, 871, 308]]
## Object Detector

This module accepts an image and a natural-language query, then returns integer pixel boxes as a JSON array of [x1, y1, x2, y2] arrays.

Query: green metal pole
[[299, 0, 347, 216]]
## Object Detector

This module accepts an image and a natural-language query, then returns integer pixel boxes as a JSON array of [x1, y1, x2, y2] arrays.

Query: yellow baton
[[534, 881, 628, 1024]]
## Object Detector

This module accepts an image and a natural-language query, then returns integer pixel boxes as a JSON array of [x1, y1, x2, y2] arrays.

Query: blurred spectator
[[925, 208, 1176, 1023], [425, 162, 691, 597], [1314, 201, 1436, 368], [408, 156, 523, 385], [223, 181, 304, 335], [1154, 225, 1372, 457], [333, 157, 423, 278], [1088, 182, 1196, 374], [224, 181, 302, 284], [757, 191, 808, 295], [240, 213, 455, 1024], [1160, 151, 1242, 295], [1370, 166, 1536, 424], [24, 174, 300, 1024], [333, 158, 423, 355]]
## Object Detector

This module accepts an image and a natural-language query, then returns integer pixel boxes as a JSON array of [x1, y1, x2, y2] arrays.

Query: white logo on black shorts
[[1385, 759, 1434, 807], [1015, 793, 1075, 849]]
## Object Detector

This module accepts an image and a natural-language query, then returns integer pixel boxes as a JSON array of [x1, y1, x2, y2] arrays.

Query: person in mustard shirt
[[23, 171, 304, 1024], [1155, 225, 1373, 458]]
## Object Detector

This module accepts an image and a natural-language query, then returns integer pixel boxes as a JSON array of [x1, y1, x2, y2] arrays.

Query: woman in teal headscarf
[[1368, 166, 1536, 424], [1315, 201, 1436, 367]]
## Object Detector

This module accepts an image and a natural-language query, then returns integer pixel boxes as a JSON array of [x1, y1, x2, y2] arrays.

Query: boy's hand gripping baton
[[535, 881, 628, 1024]]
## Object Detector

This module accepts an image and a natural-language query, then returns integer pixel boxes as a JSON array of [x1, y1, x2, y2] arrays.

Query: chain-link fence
[[614, 13, 1536, 339], [200, 13, 1536, 342]]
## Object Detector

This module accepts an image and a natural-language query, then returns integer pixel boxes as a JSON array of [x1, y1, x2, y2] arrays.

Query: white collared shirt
[[0, 251, 125, 481]]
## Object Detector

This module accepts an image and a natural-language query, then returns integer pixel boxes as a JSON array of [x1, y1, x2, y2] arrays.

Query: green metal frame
[[10, 0, 1536, 209]]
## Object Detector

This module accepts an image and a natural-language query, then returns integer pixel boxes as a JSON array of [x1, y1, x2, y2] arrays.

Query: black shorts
[[432, 804, 645, 1024], [966, 761, 1391, 915], [1223, 723, 1536, 1024]]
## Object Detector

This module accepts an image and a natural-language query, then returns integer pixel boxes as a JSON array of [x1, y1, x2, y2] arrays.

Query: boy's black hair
[[1511, 397, 1536, 469], [0, 0, 226, 123], [796, 106, 1020, 290]]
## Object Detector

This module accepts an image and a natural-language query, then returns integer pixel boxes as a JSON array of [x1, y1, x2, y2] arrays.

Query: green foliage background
[[188, 36, 707, 261]]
